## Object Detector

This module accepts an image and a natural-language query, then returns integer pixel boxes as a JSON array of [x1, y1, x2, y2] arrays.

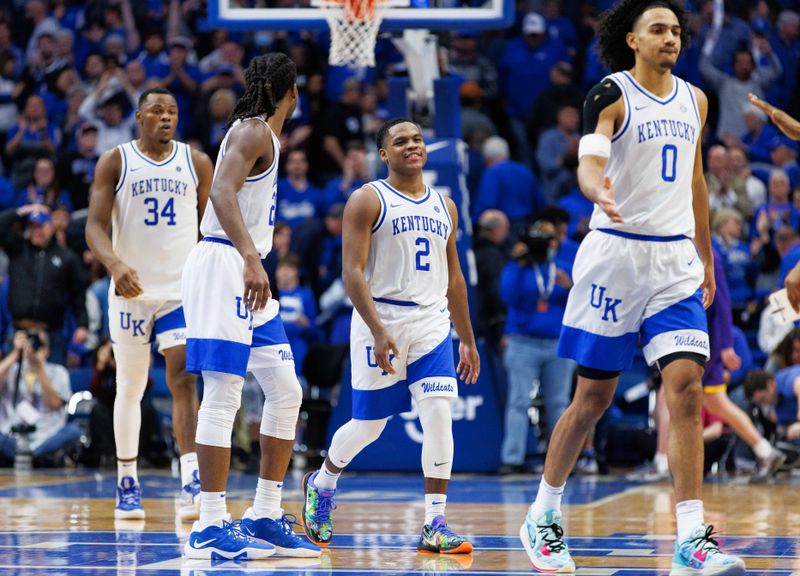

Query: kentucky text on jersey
[[636, 119, 697, 145], [130, 178, 191, 197], [391, 214, 450, 240]]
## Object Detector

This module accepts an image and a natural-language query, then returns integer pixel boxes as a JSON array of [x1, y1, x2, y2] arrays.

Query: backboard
[[206, 0, 514, 31]]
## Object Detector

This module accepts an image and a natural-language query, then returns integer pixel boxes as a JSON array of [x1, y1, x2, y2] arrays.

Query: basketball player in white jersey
[[86, 88, 213, 522], [301, 118, 480, 554], [180, 53, 319, 561], [519, 2, 745, 575]]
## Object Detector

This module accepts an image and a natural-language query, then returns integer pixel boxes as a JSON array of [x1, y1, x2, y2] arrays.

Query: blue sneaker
[[519, 509, 575, 573], [240, 507, 321, 557], [184, 515, 275, 560], [671, 525, 745, 576], [179, 470, 201, 522], [115, 476, 145, 520]]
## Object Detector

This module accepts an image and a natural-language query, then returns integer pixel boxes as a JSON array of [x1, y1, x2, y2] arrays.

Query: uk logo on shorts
[[119, 312, 145, 337], [235, 297, 254, 330], [366, 346, 395, 376], [590, 284, 623, 323]]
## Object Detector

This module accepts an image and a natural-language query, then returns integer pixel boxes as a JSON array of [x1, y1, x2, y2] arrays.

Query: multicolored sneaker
[[417, 516, 473, 554], [115, 476, 145, 520], [178, 470, 201, 522], [239, 507, 321, 557], [519, 509, 575, 573], [670, 524, 745, 576], [184, 515, 275, 560], [301, 471, 336, 546]]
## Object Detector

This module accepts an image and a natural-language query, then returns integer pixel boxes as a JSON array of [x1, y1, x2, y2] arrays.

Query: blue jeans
[[0, 423, 81, 460], [501, 334, 575, 466]]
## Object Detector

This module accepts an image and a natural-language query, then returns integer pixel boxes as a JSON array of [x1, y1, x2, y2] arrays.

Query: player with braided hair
[[182, 53, 319, 560], [519, 1, 745, 574]]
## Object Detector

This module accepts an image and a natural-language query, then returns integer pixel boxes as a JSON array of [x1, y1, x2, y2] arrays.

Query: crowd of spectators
[[3, 0, 800, 472]]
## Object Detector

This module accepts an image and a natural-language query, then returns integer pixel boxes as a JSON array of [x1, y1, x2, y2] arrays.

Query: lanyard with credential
[[533, 261, 556, 313]]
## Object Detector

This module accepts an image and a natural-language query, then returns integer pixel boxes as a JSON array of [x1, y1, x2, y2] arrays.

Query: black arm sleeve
[[582, 79, 623, 135]]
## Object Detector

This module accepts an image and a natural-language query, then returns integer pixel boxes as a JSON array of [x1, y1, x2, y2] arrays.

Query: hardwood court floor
[[1, 467, 799, 575]]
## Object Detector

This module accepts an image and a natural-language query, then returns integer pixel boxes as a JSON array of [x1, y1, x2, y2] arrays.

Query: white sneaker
[[520, 509, 575, 573], [178, 470, 201, 522]]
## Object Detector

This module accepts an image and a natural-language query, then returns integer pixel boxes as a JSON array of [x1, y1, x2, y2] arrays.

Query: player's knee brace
[[195, 371, 244, 448], [112, 344, 151, 459], [327, 418, 388, 466], [252, 365, 303, 441], [418, 397, 454, 480]]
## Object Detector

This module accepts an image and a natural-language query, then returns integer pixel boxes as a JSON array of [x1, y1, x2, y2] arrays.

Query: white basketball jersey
[[112, 140, 199, 300], [200, 117, 280, 257], [365, 180, 452, 307], [589, 71, 701, 237]]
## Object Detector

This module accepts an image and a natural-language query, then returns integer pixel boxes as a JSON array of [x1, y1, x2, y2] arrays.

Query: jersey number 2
[[415, 237, 430, 271], [144, 197, 176, 226], [661, 144, 677, 182]]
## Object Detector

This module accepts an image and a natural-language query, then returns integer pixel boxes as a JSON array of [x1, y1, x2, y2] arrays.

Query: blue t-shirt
[[775, 365, 800, 427], [276, 178, 325, 230], [473, 160, 546, 222], [279, 285, 318, 375]]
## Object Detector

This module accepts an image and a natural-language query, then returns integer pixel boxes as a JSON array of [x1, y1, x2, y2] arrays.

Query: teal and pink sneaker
[[671, 525, 745, 575], [519, 509, 575, 573]]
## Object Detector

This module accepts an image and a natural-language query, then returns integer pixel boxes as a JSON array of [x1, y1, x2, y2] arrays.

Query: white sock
[[179, 453, 199, 487], [425, 493, 447, 524], [314, 461, 341, 491], [118, 460, 138, 484], [199, 491, 227, 527], [675, 499, 704, 542], [253, 478, 283, 519], [530, 478, 565, 520], [753, 438, 772, 460], [654, 452, 669, 473]]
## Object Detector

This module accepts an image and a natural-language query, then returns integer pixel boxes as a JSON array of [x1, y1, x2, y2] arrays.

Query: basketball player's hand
[[786, 263, 800, 312], [243, 256, 271, 311], [701, 263, 716, 309], [596, 176, 623, 223], [373, 328, 399, 375], [720, 347, 741, 371], [457, 341, 480, 385], [787, 422, 800, 441], [749, 93, 800, 140], [109, 261, 143, 298]]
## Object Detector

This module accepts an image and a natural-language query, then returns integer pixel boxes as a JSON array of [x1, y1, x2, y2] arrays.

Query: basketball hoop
[[311, 0, 407, 68]]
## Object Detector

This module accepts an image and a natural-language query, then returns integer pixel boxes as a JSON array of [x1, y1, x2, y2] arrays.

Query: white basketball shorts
[[108, 293, 186, 352], [558, 228, 709, 371], [350, 297, 457, 420], [182, 237, 294, 377]]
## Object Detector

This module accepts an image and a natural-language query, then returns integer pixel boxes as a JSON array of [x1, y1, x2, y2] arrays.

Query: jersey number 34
[[143, 197, 177, 226]]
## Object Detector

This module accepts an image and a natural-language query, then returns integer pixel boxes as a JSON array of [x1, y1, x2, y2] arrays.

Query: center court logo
[[399, 396, 484, 443]]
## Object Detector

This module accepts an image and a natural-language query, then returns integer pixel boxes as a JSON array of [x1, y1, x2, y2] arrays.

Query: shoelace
[[431, 520, 460, 540], [688, 525, 720, 557], [119, 485, 140, 507], [278, 514, 303, 539], [227, 520, 255, 545], [315, 491, 337, 523], [537, 522, 567, 554]]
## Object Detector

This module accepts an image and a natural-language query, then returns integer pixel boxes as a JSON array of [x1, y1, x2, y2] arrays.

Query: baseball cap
[[169, 36, 193, 50], [28, 211, 52, 225], [522, 12, 546, 35]]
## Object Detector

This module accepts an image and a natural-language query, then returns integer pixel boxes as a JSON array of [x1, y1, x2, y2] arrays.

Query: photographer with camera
[[0, 330, 79, 466], [498, 214, 576, 474]]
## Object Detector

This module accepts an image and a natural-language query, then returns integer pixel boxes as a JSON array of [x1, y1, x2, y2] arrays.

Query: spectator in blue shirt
[[751, 169, 799, 242], [5, 94, 59, 190], [731, 103, 779, 165], [323, 144, 369, 211], [498, 217, 575, 473], [277, 149, 325, 230], [535, 104, 580, 202], [155, 36, 201, 138], [276, 254, 318, 379], [769, 135, 800, 191], [766, 11, 800, 111], [135, 30, 169, 78], [745, 369, 800, 441], [474, 136, 546, 238], [712, 208, 756, 315]]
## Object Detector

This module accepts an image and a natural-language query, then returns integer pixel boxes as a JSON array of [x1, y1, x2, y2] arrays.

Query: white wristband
[[578, 133, 611, 160]]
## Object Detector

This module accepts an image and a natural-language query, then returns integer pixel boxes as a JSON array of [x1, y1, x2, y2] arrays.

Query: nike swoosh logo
[[439, 306, 447, 313], [634, 105, 648, 110], [130, 166, 144, 172], [433, 461, 449, 467], [194, 538, 218, 548], [338, 459, 350, 465], [390, 203, 402, 207], [688, 258, 695, 266], [425, 141, 449, 153], [241, 525, 256, 536], [431, 501, 446, 505]]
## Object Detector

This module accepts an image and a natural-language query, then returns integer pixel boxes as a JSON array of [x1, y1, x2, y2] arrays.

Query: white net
[[314, 0, 389, 68]]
